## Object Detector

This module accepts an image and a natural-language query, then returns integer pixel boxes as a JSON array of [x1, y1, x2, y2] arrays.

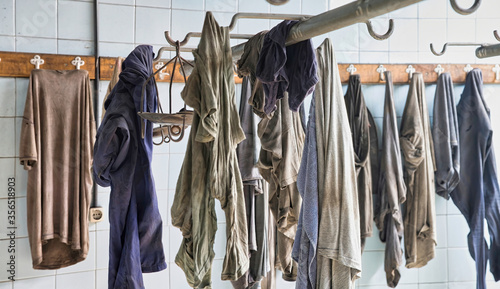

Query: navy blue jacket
[[93, 45, 167, 289]]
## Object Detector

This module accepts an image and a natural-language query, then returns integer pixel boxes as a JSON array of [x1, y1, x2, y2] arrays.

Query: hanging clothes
[[231, 77, 271, 289], [432, 73, 460, 199], [256, 20, 318, 115], [303, 38, 361, 289], [171, 12, 249, 288], [101, 56, 125, 121], [344, 74, 373, 252], [20, 69, 94, 269], [374, 71, 406, 288], [92, 45, 166, 289], [367, 109, 380, 202], [452, 69, 500, 289], [399, 73, 437, 269]]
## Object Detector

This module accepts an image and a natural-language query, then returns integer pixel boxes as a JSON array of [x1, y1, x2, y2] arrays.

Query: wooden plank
[[0, 52, 95, 79]]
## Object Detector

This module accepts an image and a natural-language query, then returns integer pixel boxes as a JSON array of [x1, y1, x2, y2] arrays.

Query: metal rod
[[232, 0, 423, 58], [476, 44, 500, 59], [91, 0, 100, 208]]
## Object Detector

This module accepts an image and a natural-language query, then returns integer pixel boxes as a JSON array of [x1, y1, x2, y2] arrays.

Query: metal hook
[[492, 64, 500, 81], [430, 43, 447, 56], [430, 42, 483, 56], [376, 65, 387, 81], [347, 64, 357, 75], [406, 65, 416, 80], [71, 56, 85, 70], [435, 64, 445, 76], [464, 64, 473, 73], [365, 19, 394, 41], [449, 0, 481, 15], [494, 30, 500, 42]]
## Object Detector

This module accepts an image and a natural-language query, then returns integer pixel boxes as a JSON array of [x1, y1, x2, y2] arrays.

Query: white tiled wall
[[1, 0, 500, 288]]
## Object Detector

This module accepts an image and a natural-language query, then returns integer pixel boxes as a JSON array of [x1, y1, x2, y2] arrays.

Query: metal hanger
[[450, 0, 481, 15], [430, 31, 500, 58]]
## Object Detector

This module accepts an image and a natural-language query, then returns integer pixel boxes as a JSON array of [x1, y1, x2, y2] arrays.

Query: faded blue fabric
[[292, 93, 318, 289], [256, 20, 318, 115], [452, 69, 500, 289], [93, 45, 166, 289]]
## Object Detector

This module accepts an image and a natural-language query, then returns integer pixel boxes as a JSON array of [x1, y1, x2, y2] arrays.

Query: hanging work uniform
[[374, 71, 407, 288], [311, 38, 361, 289], [231, 77, 271, 289], [344, 74, 373, 252], [171, 12, 249, 288], [452, 69, 500, 289], [93, 45, 167, 289], [399, 73, 437, 269], [432, 73, 460, 199], [20, 69, 95, 270]]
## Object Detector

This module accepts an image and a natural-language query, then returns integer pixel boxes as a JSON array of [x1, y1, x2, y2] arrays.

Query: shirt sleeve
[[20, 75, 38, 170], [92, 117, 130, 187]]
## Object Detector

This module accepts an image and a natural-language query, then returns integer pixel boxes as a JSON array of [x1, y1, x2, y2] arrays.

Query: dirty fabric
[[344, 74, 373, 252], [367, 108, 379, 201], [101, 56, 125, 121], [171, 12, 249, 288], [452, 69, 500, 289], [374, 71, 407, 288], [92, 45, 167, 289], [256, 20, 318, 115], [432, 73, 460, 199], [231, 77, 270, 289], [20, 69, 95, 270], [313, 39, 361, 289], [399, 73, 436, 269]]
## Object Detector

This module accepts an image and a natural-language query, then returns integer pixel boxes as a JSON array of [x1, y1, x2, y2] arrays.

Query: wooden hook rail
[[1, 52, 499, 85]]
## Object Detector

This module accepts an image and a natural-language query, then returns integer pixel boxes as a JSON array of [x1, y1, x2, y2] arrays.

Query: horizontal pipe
[[476, 44, 500, 59], [232, 0, 423, 58]]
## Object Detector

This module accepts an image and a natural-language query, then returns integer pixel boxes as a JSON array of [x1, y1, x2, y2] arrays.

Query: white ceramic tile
[[143, 266, 170, 288], [448, 248, 476, 282], [56, 271, 95, 289], [398, 260, 419, 284], [359, 21, 390, 52], [389, 4, 418, 18], [435, 215, 447, 249], [98, 4, 134, 43], [156, 190, 168, 229], [0, 0, 14, 35], [476, 0, 500, 19], [153, 140, 170, 154], [100, 0, 134, 5], [168, 153, 184, 189], [0, 159, 15, 198], [96, 268, 108, 289], [447, 19, 475, 43], [152, 154, 169, 190], [269, 0, 301, 14], [14, 118, 22, 158], [16, 37, 57, 54], [0, 118, 15, 157], [213, 223, 226, 259], [418, 284, 447, 289], [446, 50, 477, 65], [206, 0, 237, 13], [359, 52, 389, 64], [417, 249, 447, 283], [0, 282, 12, 289], [15, 0, 56, 38], [171, 0, 203, 10], [98, 42, 135, 57], [96, 230, 109, 269], [389, 52, 419, 64], [15, 79, 29, 117], [331, 24, 359, 51], [168, 226, 183, 263], [334, 51, 359, 64], [58, 1, 94, 41], [475, 19, 499, 43], [95, 193, 110, 231], [358, 285, 417, 289], [389, 19, 418, 52], [418, 51, 448, 64], [237, 18, 269, 34], [301, 0, 328, 15], [0, 36, 15, 51], [169, 263, 192, 289], [393, 84, 411, 117], [211, 11, 236, 27], [448, 282, 478, 289], [16, 238, 56, 279], [15, 159, 27, 198], [57, 39, 94, 55], [418, 0, 447, 19], [362, 85, 385, 118], [359, 251, 387, 285], [418, 19, 447, 52], [363, 225, 385, 251], [211, 259, 234, 289], [57, 231, 96, 274], [447, 0, 477, 19], [135, 7, 171, 45], [238, 0, 270, 13], [13, 275, 55, 289], [0, 239, 14, 281], [0, 199, 16, 240], [136, 0, 171, 8], [447, 214, 469, 248], [171, 10, 205, 46], [15, 197, 28, 239]]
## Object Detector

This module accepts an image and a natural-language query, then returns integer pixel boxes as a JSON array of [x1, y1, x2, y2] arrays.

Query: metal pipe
[[92, 0, 100, 207], [231, 0, 423, 57], [476, 44, 500, 59]]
